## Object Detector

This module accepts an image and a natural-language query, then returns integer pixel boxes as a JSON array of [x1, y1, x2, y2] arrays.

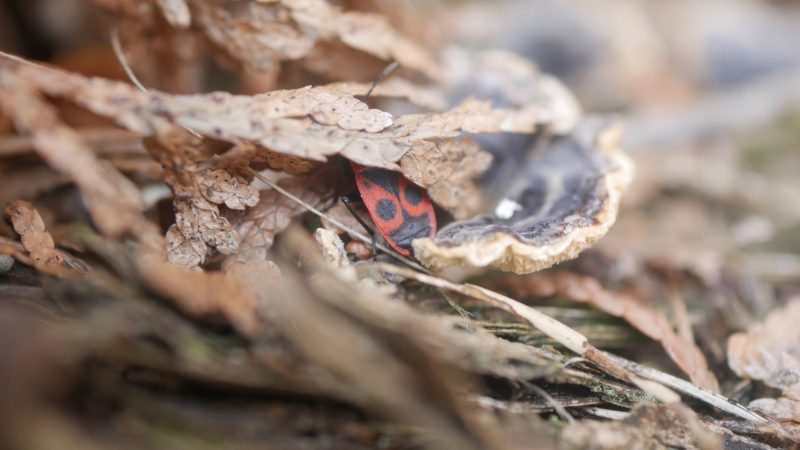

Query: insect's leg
[[320, 165, 347, 212], [341, 194, 377, 259]]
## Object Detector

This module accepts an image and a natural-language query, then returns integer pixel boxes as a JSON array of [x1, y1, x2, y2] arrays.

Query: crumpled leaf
[[196, 169, 259, 210], [3, 200, 83, 277], [165, 223, 207, 269], [414, 119, 633, 274], [728, 298, 800, 420], [229, 175, 329, 267], [502, 271, 720, 393], [144, 128, 257, 267]]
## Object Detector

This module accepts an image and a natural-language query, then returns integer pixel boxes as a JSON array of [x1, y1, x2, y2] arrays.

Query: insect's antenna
[[363, 61, 398, 102], [110, 26, 203, 138], [246, 168, 431, 274]]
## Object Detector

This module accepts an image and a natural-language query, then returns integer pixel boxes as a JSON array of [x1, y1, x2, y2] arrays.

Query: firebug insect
[[347, 162, 437, 257]]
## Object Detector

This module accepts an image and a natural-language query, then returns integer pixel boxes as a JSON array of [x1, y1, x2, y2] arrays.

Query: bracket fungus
[[413, 119, 633, 274]]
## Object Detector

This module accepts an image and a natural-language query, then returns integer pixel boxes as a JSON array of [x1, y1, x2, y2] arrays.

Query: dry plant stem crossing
[[365, 262, 775, 423], [366, 262, 678, 403]]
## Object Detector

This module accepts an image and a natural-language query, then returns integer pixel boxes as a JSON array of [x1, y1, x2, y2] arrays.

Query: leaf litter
[[0, 1, 797, 449]]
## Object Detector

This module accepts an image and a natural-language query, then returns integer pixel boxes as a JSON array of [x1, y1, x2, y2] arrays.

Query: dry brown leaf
[[0, 62, 160, 246], [728, 298, 800, 420], [196, 169, 259, 210], [173, 196, 240, 260], [278, 0, 441, 81], [255, 149, 317, 175], [142, 128, 250, 267], [229, 175, 329, 267], [393, 97, 550, 139], [400, 138, 492, 219], [216, 143, 317, 175], [137, 253, 268, 336], [191, 1, 314, 73], [299, 40, 390, 82], [165, 223, 207, 269], [0, 53, 553, 178], [503, 271, 721, 393], [5, 201, 61, 269], [3, 200, 82, 277], [101, 0, 440, 81]]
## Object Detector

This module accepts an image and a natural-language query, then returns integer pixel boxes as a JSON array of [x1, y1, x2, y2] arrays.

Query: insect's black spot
[[362, 169, 401, 197], [363, 181, 373, 189], [376, 199, 396, 221], [404, 184, 422, 205]]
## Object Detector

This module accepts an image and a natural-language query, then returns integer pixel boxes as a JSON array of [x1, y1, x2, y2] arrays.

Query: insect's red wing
[[351, 163, 437, 256]]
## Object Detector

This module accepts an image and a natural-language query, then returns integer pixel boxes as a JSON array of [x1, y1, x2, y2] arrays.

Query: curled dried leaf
[[165, 223, 207, 268], [144, 128, 247, 266], [196, 169, 259, 210], [414, 119, 633, 274], [174, 196, 239, 255], [4, 200, 82, 277], [502, 271, 720, 393]]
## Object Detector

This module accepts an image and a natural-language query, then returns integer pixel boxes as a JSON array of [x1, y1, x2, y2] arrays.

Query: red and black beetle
[[347, 162, 437, 257]]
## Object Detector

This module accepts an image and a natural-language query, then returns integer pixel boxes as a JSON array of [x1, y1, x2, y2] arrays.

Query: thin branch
[[601, 351, 768, 423]]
